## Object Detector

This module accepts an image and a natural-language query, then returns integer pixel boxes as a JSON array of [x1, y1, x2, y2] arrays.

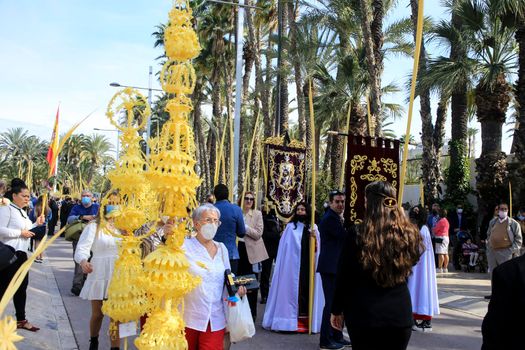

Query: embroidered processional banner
[[266, 141, 306, 222], [344, 135, 400, 225]]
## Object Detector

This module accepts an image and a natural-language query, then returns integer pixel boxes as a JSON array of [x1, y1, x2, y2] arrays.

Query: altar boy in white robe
[[408, 205, 440, 332], [262, 202, 324, 333]]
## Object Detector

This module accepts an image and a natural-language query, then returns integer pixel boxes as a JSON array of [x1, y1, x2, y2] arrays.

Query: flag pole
[[307, 79, 316, 335]]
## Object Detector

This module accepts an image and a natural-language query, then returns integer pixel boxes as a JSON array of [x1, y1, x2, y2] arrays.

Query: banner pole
[[398, 0, 425, 206], [307, 79, 316, 335]]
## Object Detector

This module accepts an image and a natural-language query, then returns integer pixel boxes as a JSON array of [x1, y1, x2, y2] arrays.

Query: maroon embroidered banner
[[266, 144, 306, 222], [344, 135, 400, 225]]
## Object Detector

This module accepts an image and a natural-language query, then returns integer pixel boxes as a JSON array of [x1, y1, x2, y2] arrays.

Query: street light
[[109, 66, 163, 158], [94, 128, 121, 160]]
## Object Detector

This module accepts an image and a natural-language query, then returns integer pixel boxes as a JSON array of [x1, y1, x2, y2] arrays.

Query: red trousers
[[185, 323, 225, 350]]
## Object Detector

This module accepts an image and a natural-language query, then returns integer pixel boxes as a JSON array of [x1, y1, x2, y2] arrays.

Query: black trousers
[[0, 251, 28, 321], [260, 244, 277, 300], [349, 327, 412, 350], [237, 241, 259, 320], [320, 273, 343, 345]]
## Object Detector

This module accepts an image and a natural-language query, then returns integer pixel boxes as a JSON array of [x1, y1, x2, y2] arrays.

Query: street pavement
[[6, 238, 490, 350]]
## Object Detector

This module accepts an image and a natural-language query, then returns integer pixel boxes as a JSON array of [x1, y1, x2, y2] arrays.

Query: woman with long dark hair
[[0, 178, 45, 332], [330, 181, 423, 350], [263, 202, 324, 333]]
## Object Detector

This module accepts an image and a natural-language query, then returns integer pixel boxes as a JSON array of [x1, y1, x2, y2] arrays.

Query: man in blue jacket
[[67, 190, 99, 296], [318, 190, 350, 350], [213, 184, 246, 274]]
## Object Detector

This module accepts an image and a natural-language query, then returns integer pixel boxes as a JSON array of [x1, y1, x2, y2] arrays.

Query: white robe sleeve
[[74, 223, 97, 264]]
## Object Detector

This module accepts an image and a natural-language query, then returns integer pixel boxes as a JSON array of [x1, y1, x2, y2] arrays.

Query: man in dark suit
[[448, 203, 471, 270], [318, 190, 350, 350], [482, 254, 525, 349]]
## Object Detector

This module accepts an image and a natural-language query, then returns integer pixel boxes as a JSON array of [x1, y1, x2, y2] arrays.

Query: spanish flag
[[46, 106, 60, 177]]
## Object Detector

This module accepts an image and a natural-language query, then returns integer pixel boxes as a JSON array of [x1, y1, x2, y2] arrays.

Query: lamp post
[[94, 128, 121, 160], [109, 66, 162, 157]]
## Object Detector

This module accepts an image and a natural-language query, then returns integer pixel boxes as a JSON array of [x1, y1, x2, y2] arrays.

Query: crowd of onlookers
[[1, 177, 523, 350]]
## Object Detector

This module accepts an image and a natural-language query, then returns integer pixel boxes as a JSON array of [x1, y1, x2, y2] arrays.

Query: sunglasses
[[329, 189, 344, 196], [244, 197, 254, 201]]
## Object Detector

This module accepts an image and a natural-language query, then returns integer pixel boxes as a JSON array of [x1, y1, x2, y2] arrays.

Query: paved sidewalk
[[4, 252, 76, 350], [9, 238, 492, 349]]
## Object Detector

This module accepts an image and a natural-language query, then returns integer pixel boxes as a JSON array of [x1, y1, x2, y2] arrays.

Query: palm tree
[[0, 128, 29, 177], [82, 134, 113, 185], [410, 0, 447, 206], [491, 0, 525, 162], [423, 5, 473, 204]]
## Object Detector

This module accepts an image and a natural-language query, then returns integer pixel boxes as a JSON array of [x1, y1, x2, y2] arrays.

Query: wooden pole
[[509, 181, 513, 218], [307, 79, 316, 335], [339, 102, 352, 190], [398, 0, 425, 206]]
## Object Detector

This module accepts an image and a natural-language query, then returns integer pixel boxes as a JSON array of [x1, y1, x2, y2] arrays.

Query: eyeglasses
[[244, 197, 254, 201], [201, 218, 221, 226]]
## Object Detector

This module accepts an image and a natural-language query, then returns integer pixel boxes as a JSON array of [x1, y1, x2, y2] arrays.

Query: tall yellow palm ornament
[[135, 1, 202, 349], [100, 88, 154, 325]]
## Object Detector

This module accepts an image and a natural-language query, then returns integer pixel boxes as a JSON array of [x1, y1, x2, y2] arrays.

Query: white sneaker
[[443, 268, 448, 273], [436, 268, 442, 274]]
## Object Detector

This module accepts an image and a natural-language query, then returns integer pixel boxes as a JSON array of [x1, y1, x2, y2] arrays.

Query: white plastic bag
[[225, 294, 255, 343]]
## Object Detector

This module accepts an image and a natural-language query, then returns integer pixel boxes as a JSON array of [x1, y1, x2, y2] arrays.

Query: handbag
[[225, 294, 256, 343], [64, 220, 87, 242], [0, 242, 17, 271]]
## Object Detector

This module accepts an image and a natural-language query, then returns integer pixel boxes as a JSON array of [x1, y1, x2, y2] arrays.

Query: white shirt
[[183, 237, 230, 332], [74, 222, 119, 263], [0, 203, 36, 252]]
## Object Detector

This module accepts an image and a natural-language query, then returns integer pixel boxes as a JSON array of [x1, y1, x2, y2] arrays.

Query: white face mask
[[499, 210, 508, 220], [200, 223, 218, 240], [457, 208, 463, 214]]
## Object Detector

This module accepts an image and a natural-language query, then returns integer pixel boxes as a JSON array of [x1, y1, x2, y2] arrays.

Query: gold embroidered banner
[[344, 135, 400, 224], [266, 144, 306, 222]]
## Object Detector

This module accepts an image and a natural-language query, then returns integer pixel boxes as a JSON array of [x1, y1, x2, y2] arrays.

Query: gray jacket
[[487, 217, 523, 254]]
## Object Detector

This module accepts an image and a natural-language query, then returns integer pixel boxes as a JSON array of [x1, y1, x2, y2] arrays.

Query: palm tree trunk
[[511, 24, 525, 161], [358, 0, 382, 136], [277, 3, 289, 136], [288, 0, 305, 142], [475, 76, 511, 210], [410, 0, 441, 205], [263, 33, 273, 139], [238, 0, 256, 196], [210, 68, 222, 186], [329, 117, 343, 186], [446, 3, 470, 203]]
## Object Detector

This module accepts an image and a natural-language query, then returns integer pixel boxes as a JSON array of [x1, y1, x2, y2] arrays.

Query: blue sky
[[0, 1, 511, 156]]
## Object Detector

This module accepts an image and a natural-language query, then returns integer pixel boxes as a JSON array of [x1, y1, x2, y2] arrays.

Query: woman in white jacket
[[74, 204, 120, 350], [0, 178, 44, 332]]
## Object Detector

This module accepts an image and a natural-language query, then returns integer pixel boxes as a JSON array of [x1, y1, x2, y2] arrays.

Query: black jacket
[[317, 208, 347, 274], [482, 254, 525, 350], [332, 227, 413, 329], [447, 212, 470, 236]]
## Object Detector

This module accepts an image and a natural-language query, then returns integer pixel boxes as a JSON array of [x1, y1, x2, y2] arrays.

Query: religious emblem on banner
[[265, 137, 306, 222], [344, 135, 400, 225]]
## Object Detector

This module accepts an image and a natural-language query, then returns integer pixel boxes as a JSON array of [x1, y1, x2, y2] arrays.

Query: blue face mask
[[105, 205, 118, 215], [518, 215, 525, 221], [81, 197, 91, 206]]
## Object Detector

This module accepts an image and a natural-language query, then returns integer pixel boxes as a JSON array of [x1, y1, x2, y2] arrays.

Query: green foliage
[[444, 140, 472, 204]]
